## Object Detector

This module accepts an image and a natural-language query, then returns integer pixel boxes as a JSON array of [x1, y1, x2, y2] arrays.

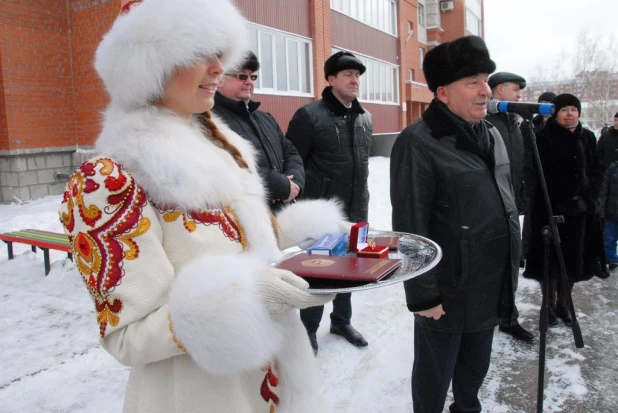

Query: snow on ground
[[0, 156, 617, 412]]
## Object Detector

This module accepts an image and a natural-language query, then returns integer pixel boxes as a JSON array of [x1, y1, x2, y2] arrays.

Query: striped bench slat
[[0, 229, 73, 276], [11, 230, 71, 246]]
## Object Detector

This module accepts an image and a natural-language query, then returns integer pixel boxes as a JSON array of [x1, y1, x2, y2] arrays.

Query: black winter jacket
[[212, 92, 305, 212], [524, 120, 608, 283], [600, 161, 618, 221], [286, 87, 372, 222], [486, 112, 525, 213], [597, 128, 618, 171], [390, 99, 520, 333]]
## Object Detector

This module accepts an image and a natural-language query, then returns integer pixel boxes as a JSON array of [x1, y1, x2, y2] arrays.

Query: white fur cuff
[[276, 199, 345, 249], [169, 254, 285, 375]]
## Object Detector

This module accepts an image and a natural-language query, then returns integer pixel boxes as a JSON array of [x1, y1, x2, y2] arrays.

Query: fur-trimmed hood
[[95, 105, 345, 261], [95, 0, 248, 109], [96, 105, 260, 212], [95, 105, 285, 262]]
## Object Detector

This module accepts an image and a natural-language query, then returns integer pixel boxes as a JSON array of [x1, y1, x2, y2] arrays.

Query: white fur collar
[[96, 105, 281, 262]]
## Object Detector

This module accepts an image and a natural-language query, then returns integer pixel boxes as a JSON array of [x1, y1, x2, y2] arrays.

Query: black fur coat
[[524, 119, 609, 282]]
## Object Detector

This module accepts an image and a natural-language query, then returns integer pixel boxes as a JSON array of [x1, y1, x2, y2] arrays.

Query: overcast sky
[[484, 0, 618, 82]]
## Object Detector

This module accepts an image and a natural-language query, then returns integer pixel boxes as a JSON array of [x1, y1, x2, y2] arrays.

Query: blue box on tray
[[307, 233, 349, 257]]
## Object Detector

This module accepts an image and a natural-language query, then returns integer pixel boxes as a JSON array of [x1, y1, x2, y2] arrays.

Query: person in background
[[532, 91, 557, 134], [524, 93, 608, 327], [213, 52, 304, 212], [597, 112, 618, 171], [486, 71, 535, 343], [286, 51, 373, 355], [390, 35, 520, 413], [522, 91, 557, 270], [599, 160, 618, 270], [59, 0, 341, 411]]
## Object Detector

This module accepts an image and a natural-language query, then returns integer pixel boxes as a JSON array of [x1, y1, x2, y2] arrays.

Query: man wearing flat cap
[[486, 72, 535, 343], [391, 35, 520, 413], [287, 50, 372, 355]]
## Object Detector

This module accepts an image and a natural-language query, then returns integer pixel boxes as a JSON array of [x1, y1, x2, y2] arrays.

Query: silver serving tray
[[276, 230, 442, 294]]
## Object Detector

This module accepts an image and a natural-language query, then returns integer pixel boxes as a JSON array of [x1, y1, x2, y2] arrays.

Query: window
[[332, 47, 399, 105], [418, 3, 425, 27], [419, 48, 425, 67], [331, 0, 397, 36], [465, 8, 481, 36], [247, 23, 313, 96], [409, 68, 415, 81], [407, 21, 413, 34], [259, 33, 274, 89]]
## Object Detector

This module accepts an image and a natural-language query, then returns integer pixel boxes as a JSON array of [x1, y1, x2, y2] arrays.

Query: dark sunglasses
[[226, 73, 258, 81]]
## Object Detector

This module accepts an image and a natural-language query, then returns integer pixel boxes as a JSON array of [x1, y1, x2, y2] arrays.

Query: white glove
[[256, 267, 336, 321]]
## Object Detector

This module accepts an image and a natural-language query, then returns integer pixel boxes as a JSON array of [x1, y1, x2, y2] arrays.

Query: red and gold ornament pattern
[[60, 158, 151, 338], [157, 205, 246, 250], [260, 363, 280, 412]]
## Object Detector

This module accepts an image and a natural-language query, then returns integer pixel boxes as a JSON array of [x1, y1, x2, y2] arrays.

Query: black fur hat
[[423, 35, 496, 93], [324, 51, 366, 80], [552, 93, 581, 116], [240, 51, 260, 72]]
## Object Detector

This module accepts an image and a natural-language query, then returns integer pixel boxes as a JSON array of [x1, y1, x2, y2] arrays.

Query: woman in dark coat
[[524, 94, 608, 326]]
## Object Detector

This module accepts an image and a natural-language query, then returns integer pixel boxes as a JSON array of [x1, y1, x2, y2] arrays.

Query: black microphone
[[488, 99, 555, 116]]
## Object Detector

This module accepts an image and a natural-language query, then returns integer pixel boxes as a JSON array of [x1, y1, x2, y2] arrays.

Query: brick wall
[[310, 0, 332, 95], [0, 0, 119, 152], [0, 0, 76, 151], [69, 0, 119, 147]]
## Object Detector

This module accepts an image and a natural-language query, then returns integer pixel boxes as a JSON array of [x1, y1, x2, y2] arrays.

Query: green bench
[[0, 229, 73, 275]]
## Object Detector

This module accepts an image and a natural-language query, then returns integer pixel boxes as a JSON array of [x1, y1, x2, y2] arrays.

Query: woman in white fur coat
[[58, 0, 343, 412]]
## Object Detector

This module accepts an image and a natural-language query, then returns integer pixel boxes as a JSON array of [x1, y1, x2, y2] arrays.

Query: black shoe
[[499, 324, 535, 343], [609, 262, 618, 270], [548, 308, 559, 327], [555, 307, 573, 327], [330, 324, 368, 347], [308, 332, 318, 356]]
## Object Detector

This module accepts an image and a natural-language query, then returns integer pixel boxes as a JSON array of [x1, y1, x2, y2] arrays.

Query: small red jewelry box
[[348, 222, 389, 259]]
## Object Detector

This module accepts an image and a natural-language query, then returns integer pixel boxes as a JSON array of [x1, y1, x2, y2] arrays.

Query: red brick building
[[0, 0, 484, 202]]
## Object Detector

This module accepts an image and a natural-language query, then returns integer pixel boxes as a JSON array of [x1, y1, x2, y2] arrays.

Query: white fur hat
[[95, 0, 248, 109]]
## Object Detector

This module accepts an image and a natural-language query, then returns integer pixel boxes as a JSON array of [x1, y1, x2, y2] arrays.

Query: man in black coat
[[597, 112, 618, 171], [212, 52, 304, 212], [390, 35, 520, 413], [486, 72, 535, 343], [287, 51, 373, 354]]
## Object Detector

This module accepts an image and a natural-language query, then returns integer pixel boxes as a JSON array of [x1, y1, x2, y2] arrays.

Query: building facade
[[0, 0, 484, 202]]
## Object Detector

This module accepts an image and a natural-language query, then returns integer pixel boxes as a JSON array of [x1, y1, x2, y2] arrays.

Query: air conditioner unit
[[440, 1, 454, 12]]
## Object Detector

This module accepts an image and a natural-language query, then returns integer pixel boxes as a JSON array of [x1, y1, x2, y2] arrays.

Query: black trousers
[[300, 292, 352, 333], [499, 273, 520, 328], [500, 214, 527, 329], [412, 321, 495, 413]]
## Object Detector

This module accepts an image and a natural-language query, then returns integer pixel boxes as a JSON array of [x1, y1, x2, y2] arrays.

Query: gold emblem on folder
[[301, 258, 336, 267]]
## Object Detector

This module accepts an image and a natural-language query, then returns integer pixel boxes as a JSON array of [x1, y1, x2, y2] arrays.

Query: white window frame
[[332, 47, 400, 106], [465, 8, 481, 36], [331, 0, 398, 37], [418, 3, 426, 27], [247, 23, 314, 98]]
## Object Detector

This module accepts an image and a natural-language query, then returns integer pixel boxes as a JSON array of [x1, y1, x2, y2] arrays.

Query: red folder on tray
[[275, 253, 402, 282]]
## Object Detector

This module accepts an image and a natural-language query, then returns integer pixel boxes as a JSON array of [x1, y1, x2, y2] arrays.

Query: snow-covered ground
[[1, 156, 616, 412]]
